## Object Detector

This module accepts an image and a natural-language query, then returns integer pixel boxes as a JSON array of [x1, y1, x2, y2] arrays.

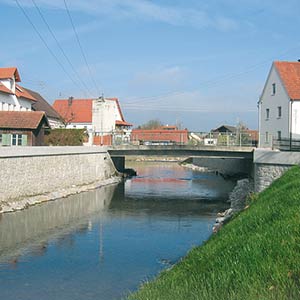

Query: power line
[[124, 44, 300, 106], [31, 0, 93, 97], [122, 105, 257, 113], [15, 0, 87, 95], [63, 0, 101, 96]]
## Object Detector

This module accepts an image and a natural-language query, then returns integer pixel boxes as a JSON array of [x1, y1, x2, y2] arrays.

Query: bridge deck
[[108, 145, 254, 159]]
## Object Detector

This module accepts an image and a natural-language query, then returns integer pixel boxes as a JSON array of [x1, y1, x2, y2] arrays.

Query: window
[[277, 131, 282, 140], [278, 106, 282, 118], [266, 108, 270, 119], [12, 134, 23, 146], [272, 83, 276, 95], [265, 132, 269, 143]]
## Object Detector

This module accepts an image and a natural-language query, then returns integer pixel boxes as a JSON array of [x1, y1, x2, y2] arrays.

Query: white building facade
[[0, 68, 36, 111], [53, 97, 132, 145], [258, 61, 300, 148]]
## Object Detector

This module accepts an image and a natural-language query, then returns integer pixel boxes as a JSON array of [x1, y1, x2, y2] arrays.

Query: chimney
[[68, 96, 73, 106]]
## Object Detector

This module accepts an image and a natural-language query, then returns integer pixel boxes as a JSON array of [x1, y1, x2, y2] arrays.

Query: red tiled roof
[[53, 97, 131, 125], [274, 61, 300, 100], [116, 120, 132, 126], [0, 83, 14, 95], [131, 129, 189, 143], [0, 83, 37, 102], [0, 111, 48, 129], [53, 98, 93, 123], [0, 67, 21, 82], [15, 84, 37, 102]]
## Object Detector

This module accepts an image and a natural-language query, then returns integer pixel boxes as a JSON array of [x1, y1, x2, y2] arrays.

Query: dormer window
[[272, 83, 276, 95]]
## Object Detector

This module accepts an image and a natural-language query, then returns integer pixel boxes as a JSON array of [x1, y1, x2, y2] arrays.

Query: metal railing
[[92, 130, 258, 148], [273, 138, 300, 151]]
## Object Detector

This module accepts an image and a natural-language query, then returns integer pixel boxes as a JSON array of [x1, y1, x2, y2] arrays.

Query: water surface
[[0, 162, 235, 299]]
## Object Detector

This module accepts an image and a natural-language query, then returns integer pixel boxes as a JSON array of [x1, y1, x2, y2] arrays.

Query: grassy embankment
[[129, 166, 300, 300]]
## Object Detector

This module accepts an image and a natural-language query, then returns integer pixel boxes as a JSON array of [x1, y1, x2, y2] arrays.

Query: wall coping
[[254, 149, 300, 165], [0, 146, 108, 158]]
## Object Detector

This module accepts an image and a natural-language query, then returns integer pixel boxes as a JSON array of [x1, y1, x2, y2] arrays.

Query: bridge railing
[[273, 137, 300, 151], [93, 130, 258, 148]]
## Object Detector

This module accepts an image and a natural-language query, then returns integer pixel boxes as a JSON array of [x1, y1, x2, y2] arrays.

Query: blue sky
[[1, 0, 300, 131]]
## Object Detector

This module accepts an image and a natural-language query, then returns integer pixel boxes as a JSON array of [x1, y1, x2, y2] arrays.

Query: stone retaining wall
[[254, 163, 291, 193], [253, 149, 299, 192], [0, 146, 118, 204]]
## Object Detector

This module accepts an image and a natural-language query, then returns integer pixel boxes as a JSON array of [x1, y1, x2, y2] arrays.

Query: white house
[[0, 67, 37, 111], [53, 97, 132, 145], [258, 61, 300, 148]]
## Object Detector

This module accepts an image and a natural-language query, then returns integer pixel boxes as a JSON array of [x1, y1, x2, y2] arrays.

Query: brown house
[[0, 111, 50, 146]]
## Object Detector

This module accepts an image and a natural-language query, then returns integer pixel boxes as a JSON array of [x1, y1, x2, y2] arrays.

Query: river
[[0, 161, 235, 300]]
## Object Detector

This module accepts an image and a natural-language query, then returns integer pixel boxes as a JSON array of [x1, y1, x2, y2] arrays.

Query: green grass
[[129, 166, 300, 300]]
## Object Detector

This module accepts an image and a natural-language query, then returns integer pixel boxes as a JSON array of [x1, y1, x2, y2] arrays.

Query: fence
[[92, 130, 258, 147], [273, 138, 300, 151], [189, 131, 258, 147]]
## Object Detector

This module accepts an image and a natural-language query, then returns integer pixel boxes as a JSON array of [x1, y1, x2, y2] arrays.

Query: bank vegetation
[[129, 166, 300, 300]]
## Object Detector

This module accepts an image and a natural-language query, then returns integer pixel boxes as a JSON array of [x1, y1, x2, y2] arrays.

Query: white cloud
[[2, 0, 238, 31]]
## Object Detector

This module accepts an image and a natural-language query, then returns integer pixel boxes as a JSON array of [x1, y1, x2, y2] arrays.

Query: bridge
[[108, 144, 254, 159], [108, 145, 255, 177]]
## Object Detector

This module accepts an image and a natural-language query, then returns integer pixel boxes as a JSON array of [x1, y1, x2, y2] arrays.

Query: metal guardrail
[[93, 130, 258, 148], [94, 130, 258, 147], [273, 138, 300, 151]]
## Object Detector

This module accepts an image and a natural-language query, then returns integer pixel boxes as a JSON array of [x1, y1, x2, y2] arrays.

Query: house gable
[[259, 62, 294, 147], [260, 63, 290, 103], [53, 97, 132, 128]]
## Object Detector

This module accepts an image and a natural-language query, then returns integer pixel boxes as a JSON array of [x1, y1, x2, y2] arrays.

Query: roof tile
[[0, 111, 48, 129], [53, 98, 131, 126], [274, 61, 300, 100], [0, 67, 21, 82]]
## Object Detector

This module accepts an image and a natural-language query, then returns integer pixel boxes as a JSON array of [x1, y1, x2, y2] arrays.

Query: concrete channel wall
[[191, 156, 253, 177], [0, 146, 119, 205]]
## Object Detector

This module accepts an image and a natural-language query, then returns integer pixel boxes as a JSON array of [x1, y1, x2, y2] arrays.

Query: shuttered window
[[0, 134, 28, 146], [1, 134, 12, 146], [21, 135, 28, 146], [12, 134, 28, 146]]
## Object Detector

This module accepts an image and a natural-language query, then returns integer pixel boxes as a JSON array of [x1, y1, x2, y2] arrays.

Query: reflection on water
[[0, 185, 115, 264], [0, 162, 234, 300]]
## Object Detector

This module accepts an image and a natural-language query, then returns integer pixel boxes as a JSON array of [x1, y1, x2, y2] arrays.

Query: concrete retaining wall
[[0, 146, 118, 203], [191, 156, 253, 177]]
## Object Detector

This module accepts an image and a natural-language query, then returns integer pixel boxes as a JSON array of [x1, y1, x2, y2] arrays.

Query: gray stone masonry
[[253, 149, 300, 192], [254, 164, 291, 193], [0, 146, 118, 206]]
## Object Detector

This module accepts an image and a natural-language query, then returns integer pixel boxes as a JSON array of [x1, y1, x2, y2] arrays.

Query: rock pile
[[213, 178, 254, 233]]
